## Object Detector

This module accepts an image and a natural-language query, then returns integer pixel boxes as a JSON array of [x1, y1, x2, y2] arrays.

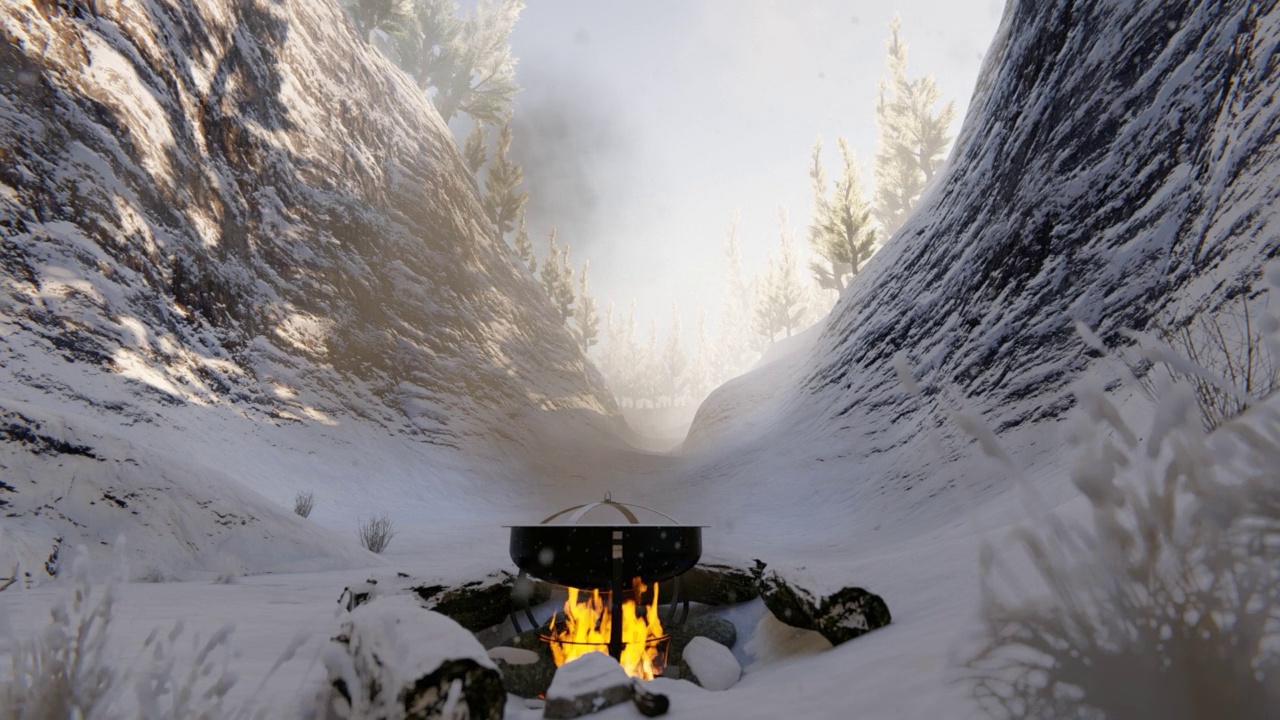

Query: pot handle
[[539, 495, 680, 525]]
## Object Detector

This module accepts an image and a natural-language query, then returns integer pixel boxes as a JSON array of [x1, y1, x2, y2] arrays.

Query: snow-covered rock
[[340, 570, 550, 632], [755, 565, 891, 646], [678, 636, 741, 691], [669, 614, 737, 668], [543, 651, 634, 719], [322, 595, 504, 720]]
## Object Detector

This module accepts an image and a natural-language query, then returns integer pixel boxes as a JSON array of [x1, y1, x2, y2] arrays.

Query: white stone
[[683, 636, 741, 691], [486, 646, 540, 666]]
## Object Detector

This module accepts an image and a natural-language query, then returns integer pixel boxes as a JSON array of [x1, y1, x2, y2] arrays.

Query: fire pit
[[508, 494, 703, 679]]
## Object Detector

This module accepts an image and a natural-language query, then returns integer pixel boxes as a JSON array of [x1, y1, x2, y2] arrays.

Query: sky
[[500, 1, 1006, 341]]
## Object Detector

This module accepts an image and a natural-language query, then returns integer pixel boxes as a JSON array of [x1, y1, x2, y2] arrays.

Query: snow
[[2, 0, 1279, 718]]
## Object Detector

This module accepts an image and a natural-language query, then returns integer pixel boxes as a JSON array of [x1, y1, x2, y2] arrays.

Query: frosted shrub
[[1150, 293, 1279, 431], [965, 377, 1280, 718], [1, 548, 306, 719], [0, 551, 118, 719], [294, 490, 316, 518], [358, 513, 397, 554]]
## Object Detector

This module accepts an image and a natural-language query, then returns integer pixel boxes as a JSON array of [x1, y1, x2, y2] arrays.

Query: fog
[[505, 1, 1004, 343]]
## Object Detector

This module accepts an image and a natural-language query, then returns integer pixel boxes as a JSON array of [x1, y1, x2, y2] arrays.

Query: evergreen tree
[[660, 305, 687, 405], [400, 0, 523, 125], [642, 319, 659, 406], [873, 14, 957, 238], [808, 137, 878, 292], [717, 212, 757, 377], [462, 119, 488, 175], [614, 301, 640, 405], [539, 229, 575, 323], [690, 310, 716, 401], [575, 261, 600, 352], [347, 0, 412, 40], [754, 208, 807, 343], [512, 211, 536, 273], [483, 117, 527, 237]]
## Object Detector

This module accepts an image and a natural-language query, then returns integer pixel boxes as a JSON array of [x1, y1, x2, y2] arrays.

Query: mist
[[504, 0, 1003, 416]]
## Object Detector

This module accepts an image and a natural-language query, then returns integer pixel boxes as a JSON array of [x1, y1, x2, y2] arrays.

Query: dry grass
[[357, 513, 397, 554], [1152, 293, 1279, 431], [293, 490, 315, 518]]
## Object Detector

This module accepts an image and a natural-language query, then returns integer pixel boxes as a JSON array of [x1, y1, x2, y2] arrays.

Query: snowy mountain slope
[[0, 0, 617, 577], [684, 0, 1280, 539]]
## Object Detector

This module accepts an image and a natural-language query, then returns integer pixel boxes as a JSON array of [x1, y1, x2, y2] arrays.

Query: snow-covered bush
[[1, 551, 117, 719], [294, 490, 316, 518], [358, 513, 397, 554], [965, 356, 1280, 717], [1, 548, 306, 719]]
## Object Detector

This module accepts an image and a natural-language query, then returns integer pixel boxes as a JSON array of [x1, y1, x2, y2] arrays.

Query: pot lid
[[532, 493, 691, 526]]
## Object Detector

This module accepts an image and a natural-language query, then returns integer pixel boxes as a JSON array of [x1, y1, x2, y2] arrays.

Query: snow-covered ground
[[3, 0, 1279, 717]]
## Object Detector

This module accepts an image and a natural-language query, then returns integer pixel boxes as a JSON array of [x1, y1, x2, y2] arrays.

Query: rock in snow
[[661, 563, 760, 606], [678, 637, 742, 691], [340, 571, 551, 632], [487, 646, 540, 666], [756, 564, 891, 646], [668, 613, 738, 668], [543, 652, 634, 719], [321, 596, 505, 720]]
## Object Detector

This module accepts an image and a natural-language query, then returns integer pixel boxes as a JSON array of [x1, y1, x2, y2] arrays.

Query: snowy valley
[[2, 0, 1279, 718]]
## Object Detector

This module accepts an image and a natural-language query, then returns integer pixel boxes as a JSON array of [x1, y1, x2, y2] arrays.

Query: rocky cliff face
[[0, 0, 615, 576], [0, 0, 612, 439], [685, 0, 1280, 536]]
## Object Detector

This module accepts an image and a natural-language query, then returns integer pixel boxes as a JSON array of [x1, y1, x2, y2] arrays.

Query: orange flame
[[546, 580, 665, 680]]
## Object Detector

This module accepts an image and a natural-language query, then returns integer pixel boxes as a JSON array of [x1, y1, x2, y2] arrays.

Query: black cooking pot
[[508, 496, 703, 590]]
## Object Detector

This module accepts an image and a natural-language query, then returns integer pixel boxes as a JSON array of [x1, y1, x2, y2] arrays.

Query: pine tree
[[660, 305, 687, 405], [613, 301, 640, 405], [717, 212, 757, 377], [539, 229, 575, 323], [575, 261, 600, 352], [400, 0, 523, 125], [808, 137, 878, 292], [690, 310, 716, 401], [462, 119, 488, 175], [873, 14, 957, 238], [754, 208, 807, 344], [483, 117, 527, 237], [642, 319, 659, 407], [512, 211, 536, 273], [347, 0, 412, 40]]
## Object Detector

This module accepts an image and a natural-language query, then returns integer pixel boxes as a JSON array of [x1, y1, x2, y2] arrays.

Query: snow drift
[[0, 0, 615, 579]]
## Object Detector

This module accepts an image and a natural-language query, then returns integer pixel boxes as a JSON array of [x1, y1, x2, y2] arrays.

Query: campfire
[[544, 580, 668, 679], [508, 494, 703, 680]]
